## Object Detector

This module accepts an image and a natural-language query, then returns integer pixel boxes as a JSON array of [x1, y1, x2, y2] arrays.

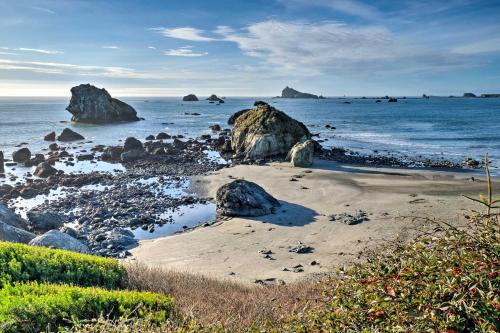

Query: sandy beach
[[130, 159, 491, 284]]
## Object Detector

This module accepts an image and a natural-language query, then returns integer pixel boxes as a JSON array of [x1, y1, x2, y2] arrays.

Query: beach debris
[[289, 241, 314, 254], [329, 211, 369, 225], [216, 180, 281, 217]]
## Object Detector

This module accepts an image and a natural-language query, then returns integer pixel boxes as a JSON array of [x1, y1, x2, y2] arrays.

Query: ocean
[[0, 96, 499, 175]]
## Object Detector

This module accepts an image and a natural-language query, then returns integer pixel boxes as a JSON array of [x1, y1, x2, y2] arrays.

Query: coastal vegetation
[[0, 211, 496, 332]]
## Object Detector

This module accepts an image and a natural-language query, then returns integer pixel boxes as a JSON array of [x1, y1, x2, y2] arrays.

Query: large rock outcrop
[[286, 140, 315, 167], [66, 84, 140, 123], [281, 86, 319, 99], [216, 180, 281, 217], [231, 104, 311, 159], [228, 109, 250, 125], [207, 94, 224, 103], [29, 230, 90, 253]]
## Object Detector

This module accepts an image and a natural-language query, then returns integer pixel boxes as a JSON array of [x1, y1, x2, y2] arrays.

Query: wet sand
[[130, 159, 493, 284]]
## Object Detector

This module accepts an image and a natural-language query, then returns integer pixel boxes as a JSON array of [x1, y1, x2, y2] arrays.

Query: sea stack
[[281, 86, 319, 99], [66, 84, 140, 123], [183, 94, 199, 101], [231, 103, 311, 159]]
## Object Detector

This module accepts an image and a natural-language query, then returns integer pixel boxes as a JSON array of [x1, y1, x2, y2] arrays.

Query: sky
[[0, 0, 500, 97]]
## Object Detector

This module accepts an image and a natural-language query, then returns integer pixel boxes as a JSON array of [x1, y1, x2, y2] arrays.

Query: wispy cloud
[[29, 6, 56, 15], [15, 48, 63, 54], [102, 46, 119, 49], [147, 46, 157, 50], [149, 27, 216, 41], [452, 37, 500, 55], [164, 46, 208, 57], [277, 0, 381, 20]]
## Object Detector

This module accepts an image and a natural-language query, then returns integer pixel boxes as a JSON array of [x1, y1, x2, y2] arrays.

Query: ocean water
[[0, 96, 499, 175]]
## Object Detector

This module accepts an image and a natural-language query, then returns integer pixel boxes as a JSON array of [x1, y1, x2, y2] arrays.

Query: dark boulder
[[123, 137, 143, 151], [12, 148, 31, 163], [27, 210, 65, 232], [34, 162, 58, 178], [216, 180, 281, 217], [156, 132, 171, 140], [44, 131, 56, 141], [57, 128, 85, 141], [207, 94, 224, 103]]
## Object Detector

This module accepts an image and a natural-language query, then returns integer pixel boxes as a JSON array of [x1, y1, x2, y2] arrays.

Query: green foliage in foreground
[[0, 242, 126, 289], [68, 216, 499, 333], [0, 282, 175, 333], [278, 216, 500, 333]]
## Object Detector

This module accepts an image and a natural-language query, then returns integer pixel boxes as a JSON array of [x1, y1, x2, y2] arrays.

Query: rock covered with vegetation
[[231, 104, 311, 159], [216, 179, 281, 216], [66, 84, 140, 123]]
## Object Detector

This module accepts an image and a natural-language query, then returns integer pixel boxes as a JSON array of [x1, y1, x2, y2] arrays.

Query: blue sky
[[0, 0, 500, 96]]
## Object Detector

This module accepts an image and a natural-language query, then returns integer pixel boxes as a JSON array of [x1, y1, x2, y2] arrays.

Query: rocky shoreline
[[0, 98, 483, 259]]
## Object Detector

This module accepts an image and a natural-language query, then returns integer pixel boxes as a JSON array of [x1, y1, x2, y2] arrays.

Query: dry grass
[[125, 263, 325, 330]]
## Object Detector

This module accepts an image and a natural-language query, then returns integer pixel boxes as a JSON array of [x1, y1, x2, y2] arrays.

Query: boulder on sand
[[216, 179, 281, 217], [183, 94, 199, 101], [66, 84, 140, 123], [29, 229, 90, 253], [231, 104, 311, 159], [286, 140, 315, 167], [35, 162, 58, 178], [57, 128, 85, 141], [12, 148, 31, 163]]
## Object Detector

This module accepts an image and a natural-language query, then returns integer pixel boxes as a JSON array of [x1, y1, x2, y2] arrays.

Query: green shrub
[[0, 242, 126, 289], [0, 282, 175, 333], [278, 215, 500, 332]]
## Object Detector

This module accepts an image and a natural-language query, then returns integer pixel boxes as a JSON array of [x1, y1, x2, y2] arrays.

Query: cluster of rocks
[[329, 211, 370, 225]]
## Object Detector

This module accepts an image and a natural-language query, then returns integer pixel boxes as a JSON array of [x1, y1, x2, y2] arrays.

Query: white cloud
[[15, 48, 63, 54], [216, 20, 397, 69], [102, 46, 119, 49], [149, 27, 216, 41], [452, 37, 500, 55], [148, 46, 157, 50], [163, 46, 208, 57]]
